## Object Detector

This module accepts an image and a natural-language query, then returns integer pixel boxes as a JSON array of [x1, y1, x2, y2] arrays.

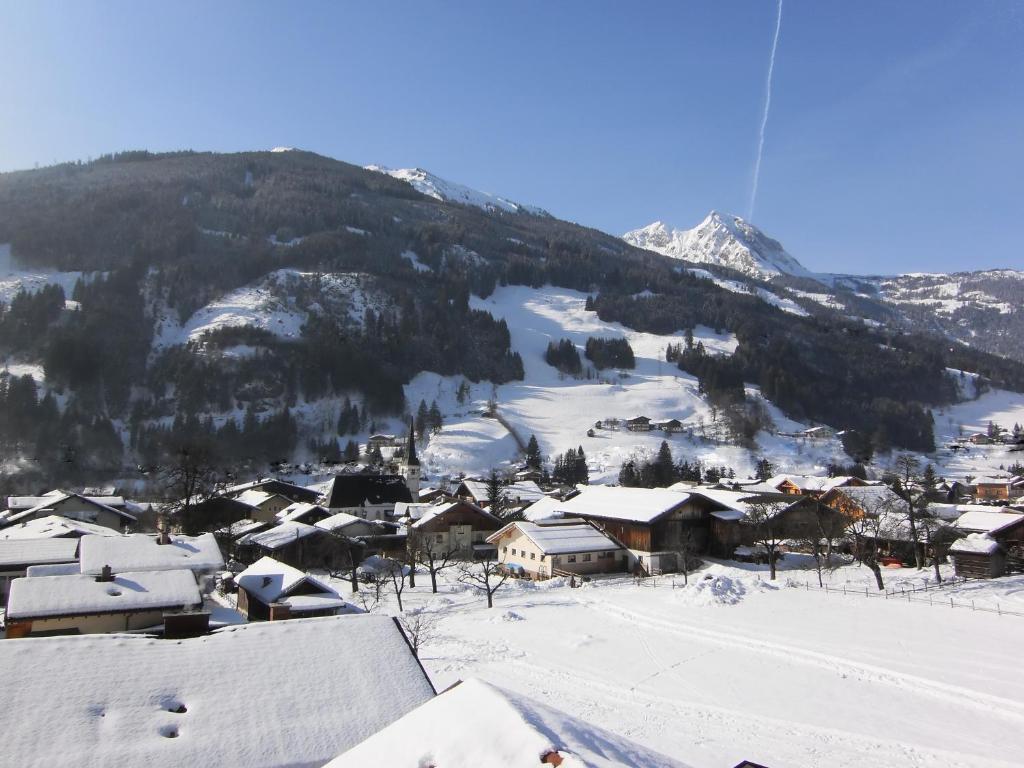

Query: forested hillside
[[0, 149, 1021, 487]]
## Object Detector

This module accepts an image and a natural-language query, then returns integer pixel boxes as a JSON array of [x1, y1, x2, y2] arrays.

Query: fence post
[[998, 603, 1002, 616], [950, 597, 954, 608]]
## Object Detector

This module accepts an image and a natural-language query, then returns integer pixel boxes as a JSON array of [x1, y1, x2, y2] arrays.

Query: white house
[[488, 518, 625, 579]]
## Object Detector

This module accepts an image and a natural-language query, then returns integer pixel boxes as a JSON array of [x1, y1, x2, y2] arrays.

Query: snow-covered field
[[358, 560, 1024, 768], [408, 285, 847, 481]]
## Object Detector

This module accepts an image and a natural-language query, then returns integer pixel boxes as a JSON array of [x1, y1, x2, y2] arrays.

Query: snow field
[[351, 560, 1024, 768]]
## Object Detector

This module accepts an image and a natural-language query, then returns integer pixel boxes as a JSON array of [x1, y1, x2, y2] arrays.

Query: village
[[2, 420, 1024, 767]]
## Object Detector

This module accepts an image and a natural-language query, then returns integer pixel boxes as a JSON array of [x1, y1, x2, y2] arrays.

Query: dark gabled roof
[[325, 474, 413, 509]]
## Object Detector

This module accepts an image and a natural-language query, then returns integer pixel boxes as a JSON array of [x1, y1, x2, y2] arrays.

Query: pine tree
[[524, 434, 542, 470]]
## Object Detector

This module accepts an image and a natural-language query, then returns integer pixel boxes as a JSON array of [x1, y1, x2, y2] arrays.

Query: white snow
[[0, 514, 119, 540], [237, 521, 320, 550], [0, 243, 96, 304], [78, 533, 224, 575], [328, 677, 688, 768], [235, 556, 342, 609], [624, 212, 816, 280], [364, 165, 549, 216], [0, 538, 79, 568], [401, 249, 432, 272], [5, 568, 201, 619], [556, 485, 689, 524], [358, 560, 1024, 768], [0, 615, 436, 768], [495, 519, 622, 555]]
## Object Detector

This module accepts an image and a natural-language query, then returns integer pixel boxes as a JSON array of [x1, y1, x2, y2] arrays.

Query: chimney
[[156, 510, 171, 545], [95, 564, 114, 582]]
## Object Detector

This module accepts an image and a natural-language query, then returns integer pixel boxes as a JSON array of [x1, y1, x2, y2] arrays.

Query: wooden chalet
[[949, 510, 1024, 578], [655, 418, 684, 434], [322, 473, 413, 520], [625, 416, 652, 432], [410, 500, 503, 559], [235, 556, 349, 620]]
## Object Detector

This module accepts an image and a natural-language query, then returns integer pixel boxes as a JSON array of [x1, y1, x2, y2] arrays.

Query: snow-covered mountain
[[623, 212, 815, 280], [365, 165, 548, 217]]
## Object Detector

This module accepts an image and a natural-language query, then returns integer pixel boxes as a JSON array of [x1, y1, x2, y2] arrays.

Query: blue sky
[[2, 0, 1022, 274]]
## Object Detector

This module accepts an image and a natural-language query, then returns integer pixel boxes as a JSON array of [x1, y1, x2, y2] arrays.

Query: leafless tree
[[161, 442, 224, 533], [672, 526, 701, 585], [398, 607, 440, 658], [745, 499, 792, 580], [408, 528, 459, 593], [793, 501, 849, 587], [383, 557, 410, 612], [846, 494, 904, 591], [458, 556, 510, 608], [892, 453, 924, 568], [354, 571, 389, 612]]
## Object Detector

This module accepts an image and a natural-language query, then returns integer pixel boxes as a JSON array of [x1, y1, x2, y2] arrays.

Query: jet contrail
[[747, 0, 783, 223]]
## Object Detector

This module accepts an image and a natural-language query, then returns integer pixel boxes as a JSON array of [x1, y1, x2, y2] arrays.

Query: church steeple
[[406, 420, 419, 467], [402, 420, 421, 501]]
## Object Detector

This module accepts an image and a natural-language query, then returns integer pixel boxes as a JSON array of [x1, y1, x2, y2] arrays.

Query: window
[[503, 546, 508, 553], [567, 555, 577, 563], [511, 548, 517, 556], [530, 552, 535, 560], [582, 553, 591, 562], [436, 534, 444, 543], [540, 555, 546, 561]]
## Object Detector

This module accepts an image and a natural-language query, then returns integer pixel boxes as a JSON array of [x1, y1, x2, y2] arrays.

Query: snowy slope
[[0, 242, 95, 303], [365, 165, 548, 216], [152, 269, 386, 352], [405, 285, 849, 482], [624, 212, 815, 280]]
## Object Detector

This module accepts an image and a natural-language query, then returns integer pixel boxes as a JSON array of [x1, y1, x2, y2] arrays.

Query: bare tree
[[409, 528, 459, 593], [846, 494, 904, 591], [745, 499, 792, 580], [671, 526, 701, 586], [794, 501, 849, 587], [383, 557, 410, 612], [458, 556, 510, 608], [161, 442, 223, 534], [892, 453, 924, 568], [354, 571, 389, 612], [398, 607, 440, 658]]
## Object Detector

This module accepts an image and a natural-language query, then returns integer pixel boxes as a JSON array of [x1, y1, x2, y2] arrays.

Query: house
[[0, 615, 436, 768], [0, 514, 120, 541], [820, 485, 909, 521], [409, 500, 503, 559], [4, 566, 204, 638], [235, 521, 337, 569], [276, 501, 332, 525], [367, 433, 398, 451], [231, 489, 295, 522], [948, 509, 1024, 578], [321, 473, 413, 521], [325, 678, 688, 768], [973, 476, 1022, 501], [314, 511, 389, 538], [625, 416, 652, 432], [800, 425, 835, 440], [0, 490, 137, 532], [555, 486, 718, 574], [685, 487, 803, 559], [455, 479, 546, 507], [78, 532, 224, 583], [765, 475, 868, 498], [225, 477, 321, 505], [968, 433, 993, 445], [655, 418, 684, 434], [235, 556, 350, 620], [488, 518, 625, 579], [0, 538, 80, 603]]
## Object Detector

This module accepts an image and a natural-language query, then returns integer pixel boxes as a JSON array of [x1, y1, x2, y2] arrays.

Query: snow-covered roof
[[521, 496, 567, 522], [1, 491, 137, 524], [233, 489, 279, 508], [489, 519, 621, 554], [5, 568, 201, 620], [411, 500, 499, 530], [955, 510, 1024, 535], [314, 511, 367, 532], [79, 533, 224, 575], [556, 485, 690, 524], [950, 533, 1001, 555], [0, 538, 79, 568], [0, 615, 436, 768], [238, 521, 322, 549], [236, 556, 339, 606], [768, 475, 864, 493], [276, 501, 328, 523], [831, 485, 909, 514], [0, 514, 120, 540], [326, 678, 688, 768], [394, 501, 437, 520], [7, 490, 125, 511]]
